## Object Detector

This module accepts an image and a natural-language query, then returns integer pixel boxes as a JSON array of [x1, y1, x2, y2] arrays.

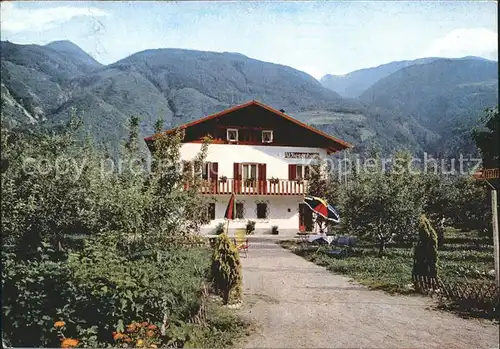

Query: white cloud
[[0, 2, 109, 32], [424, 28, 498, 60]]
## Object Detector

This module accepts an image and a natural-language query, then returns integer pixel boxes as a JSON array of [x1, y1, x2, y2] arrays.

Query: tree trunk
[[378, 239, 386, 256], [436, 218, 446, 249], [222, 288, 230, 305]]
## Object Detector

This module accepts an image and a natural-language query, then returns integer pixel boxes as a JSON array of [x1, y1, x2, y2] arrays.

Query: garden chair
[[297, 231, 311, 244], [233, 229, 249, 257], [326, 236, 357, 258]]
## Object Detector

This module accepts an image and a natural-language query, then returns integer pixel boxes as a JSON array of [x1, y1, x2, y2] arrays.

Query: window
[[202, 162, 218, 180], [202, 162, 209, 180], [296, 165, 311, 180], [256, 202, 268, 219], [262, 130, 273, 143], [204, 203, 215, 221], [242, 164, 258, 181], [227, 128, 238, 142], [235, 202, 245, 219]]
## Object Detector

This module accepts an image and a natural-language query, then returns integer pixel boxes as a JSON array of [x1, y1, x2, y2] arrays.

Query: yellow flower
[[61, 338, 79, 348], [136, 339, 144, 347], [54, 321, 66, 328]]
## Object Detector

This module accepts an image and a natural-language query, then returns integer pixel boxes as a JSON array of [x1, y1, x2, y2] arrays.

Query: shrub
[[271, 225, 279, 235], [210, 235, 243, 304], [2, 234, 211, 347], [412, 215, 438, 289], [112, 321, 161, 348], [68, 233, 210, 336], [245, 220, 256, 235], [1, 251, 74, 347], [215, 222, 225, 235]]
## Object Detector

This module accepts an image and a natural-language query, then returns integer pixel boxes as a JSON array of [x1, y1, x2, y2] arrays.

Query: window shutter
[[233, 163, 241, 180], [233, 163, 241, 194], [288, 164, 297, 180], [259, 163, 267, 194], [210, 162, 218, 180], [258, 163, 267, 180]]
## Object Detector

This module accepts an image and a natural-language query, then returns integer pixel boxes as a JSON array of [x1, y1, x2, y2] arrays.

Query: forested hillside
[[1, 40, 497, 156]]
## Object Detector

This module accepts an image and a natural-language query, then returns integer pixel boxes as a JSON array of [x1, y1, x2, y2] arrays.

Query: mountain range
[[1, 40, 498, 156]]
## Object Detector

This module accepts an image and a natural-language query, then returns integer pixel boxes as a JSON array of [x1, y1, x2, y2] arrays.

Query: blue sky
[[1, 1, 497, 79]]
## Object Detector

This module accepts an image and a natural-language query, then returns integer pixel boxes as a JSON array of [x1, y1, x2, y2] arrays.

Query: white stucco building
[[145, 100, 353, 236]]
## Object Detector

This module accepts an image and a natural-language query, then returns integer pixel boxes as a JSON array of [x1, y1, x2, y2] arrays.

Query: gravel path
[[238, 240, 499, 349]]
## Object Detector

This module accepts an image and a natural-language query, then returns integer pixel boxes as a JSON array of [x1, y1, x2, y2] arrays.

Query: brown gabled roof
[[144, 100, 353, 150]]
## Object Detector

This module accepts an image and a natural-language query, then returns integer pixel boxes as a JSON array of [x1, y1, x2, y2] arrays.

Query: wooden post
[[492, 189, 499, 287], [472, 169, 500, 287]]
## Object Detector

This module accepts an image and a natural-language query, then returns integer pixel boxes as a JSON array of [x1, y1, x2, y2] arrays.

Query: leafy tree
[[343, 151, 425, 254], [143, 122, 212, 247], [421, 173, 457, 249], [449, 176, 491, 237], [307, 156, 329, 197], [308, 156, 343, 232], [473, 106, 499, 169]]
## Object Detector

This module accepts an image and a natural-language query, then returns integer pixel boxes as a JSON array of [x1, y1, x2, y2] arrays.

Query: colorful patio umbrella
[[223, 193, 236, 233], [224, 193, 235, 220], [303, 195, 340, 223]]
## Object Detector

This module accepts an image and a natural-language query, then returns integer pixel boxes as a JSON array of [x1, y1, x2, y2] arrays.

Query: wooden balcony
[[184, 178, 309, 195]]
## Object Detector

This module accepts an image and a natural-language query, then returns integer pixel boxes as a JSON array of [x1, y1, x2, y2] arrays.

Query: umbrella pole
[[226, 219, 230, 235]]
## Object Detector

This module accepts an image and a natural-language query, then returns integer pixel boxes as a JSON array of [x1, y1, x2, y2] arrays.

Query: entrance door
[[299, 203, 313, 232]]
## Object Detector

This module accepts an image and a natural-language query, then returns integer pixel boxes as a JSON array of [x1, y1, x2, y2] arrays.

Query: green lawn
[[280, 228, 495, 295]]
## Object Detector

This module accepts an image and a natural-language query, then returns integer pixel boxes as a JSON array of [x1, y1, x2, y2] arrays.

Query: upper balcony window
[[296, 164, 310, 180], [262, 130, 273, 143], [227, 128, 238, 142]]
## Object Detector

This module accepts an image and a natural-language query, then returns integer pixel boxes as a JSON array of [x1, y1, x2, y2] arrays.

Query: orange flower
[[54, 321, 66, 328], [61, 338, 79, 348], [146, 330, 155, 338], [113, 332, 125, 341], [147, 324, 157, 330], [126, 323, 136, 332]]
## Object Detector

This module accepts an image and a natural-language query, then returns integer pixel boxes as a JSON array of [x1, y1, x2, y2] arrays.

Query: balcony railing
[[184, 178, 309, 195]]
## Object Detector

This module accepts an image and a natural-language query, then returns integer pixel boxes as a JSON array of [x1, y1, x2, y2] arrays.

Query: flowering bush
[[113, 322, 161, 348], [54, 321, 79, 348]]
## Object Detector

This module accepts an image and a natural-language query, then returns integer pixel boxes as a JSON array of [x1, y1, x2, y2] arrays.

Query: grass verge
[[280, 229, 495, 296], [191, 299, 251, 348]]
